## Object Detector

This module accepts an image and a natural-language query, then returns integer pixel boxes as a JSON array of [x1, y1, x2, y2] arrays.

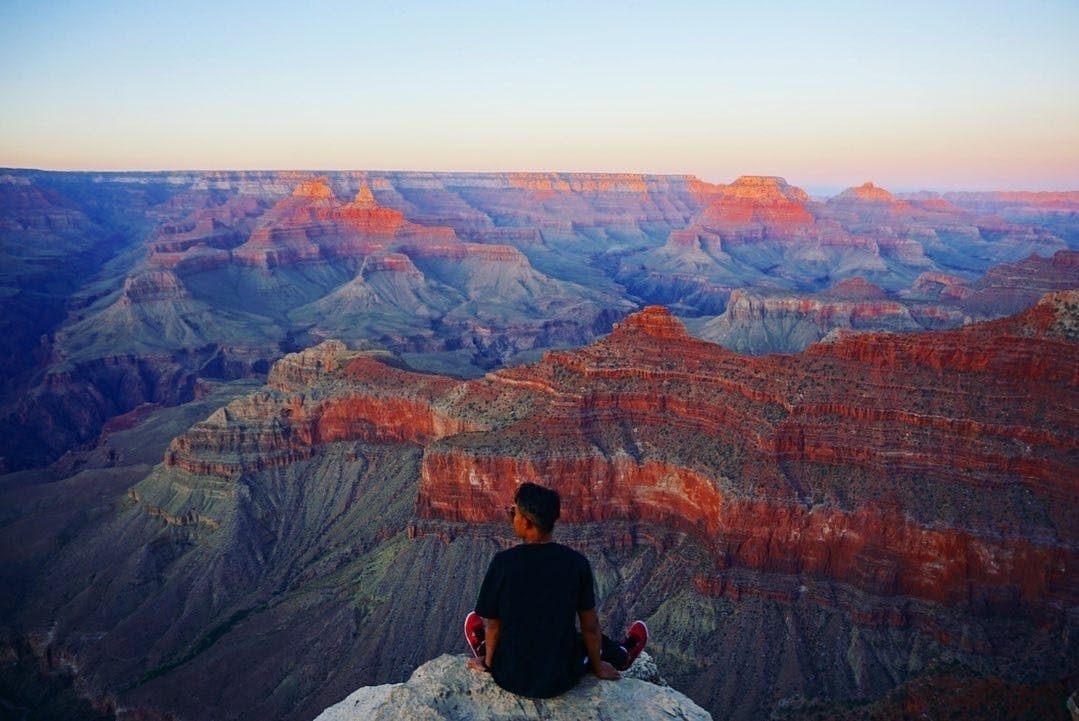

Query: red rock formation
[[230, 177, 456, 269], [145, 193, 268, 273], [911, 271, 973, 299], [698, 176, 815, 236], [403, 241, 526, 263], [609, 304, 691, 339], [832, 181, 897, 205], [720, 288, 918, 326], [151, 217, 243, 254], [160, 300, 1077, 626], [164, 343, 479, 476], [413, 301, 1077, 623]]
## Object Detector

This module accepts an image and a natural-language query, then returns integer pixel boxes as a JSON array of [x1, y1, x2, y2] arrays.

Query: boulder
[[313, 653, 711, 721]]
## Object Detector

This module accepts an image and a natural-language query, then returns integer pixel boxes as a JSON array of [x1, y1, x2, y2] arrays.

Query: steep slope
[[951, 248, 1079, 315], [5, 298, 1074, 721], [687, 278, 967, 353], [0, 172, 187, 400], [935, 189, 1079, 247], [290, 252, 463, 349], [2, 267, 282, 467], [684, 249, 1078, 355]]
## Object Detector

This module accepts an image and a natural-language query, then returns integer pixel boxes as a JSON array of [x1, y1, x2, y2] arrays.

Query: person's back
[[476, 541, 593, 697], [467, 482, 648, 698]]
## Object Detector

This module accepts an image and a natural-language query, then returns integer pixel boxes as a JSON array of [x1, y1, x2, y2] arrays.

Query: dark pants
[[576, 633, 629, 674]]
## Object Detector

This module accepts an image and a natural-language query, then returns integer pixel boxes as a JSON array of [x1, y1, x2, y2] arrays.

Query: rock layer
[[157, 301, 1077, 626]]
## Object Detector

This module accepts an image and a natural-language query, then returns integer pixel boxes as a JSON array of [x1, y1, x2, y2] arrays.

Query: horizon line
[[3, 166, 1077, 196]]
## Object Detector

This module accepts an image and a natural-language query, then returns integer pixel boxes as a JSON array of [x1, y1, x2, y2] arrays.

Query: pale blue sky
[[1, 0, 1076, 192]]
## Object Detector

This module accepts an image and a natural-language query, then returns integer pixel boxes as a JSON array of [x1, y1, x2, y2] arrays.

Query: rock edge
[[313, 653, 712, 721]]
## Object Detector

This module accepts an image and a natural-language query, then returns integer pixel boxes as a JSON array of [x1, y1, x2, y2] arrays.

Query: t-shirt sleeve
[[577, 555, 596, 611], [475, 554, 503, 619]]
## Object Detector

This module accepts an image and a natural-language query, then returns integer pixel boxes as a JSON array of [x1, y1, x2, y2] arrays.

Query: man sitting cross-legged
[[465, 482, 648, 698]]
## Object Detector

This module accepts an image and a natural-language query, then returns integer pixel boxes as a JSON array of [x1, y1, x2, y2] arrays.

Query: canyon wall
[[6, 300, 1070, 720]]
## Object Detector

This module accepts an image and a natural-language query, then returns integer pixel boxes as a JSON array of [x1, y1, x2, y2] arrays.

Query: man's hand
[[592, 661, 621, 681], [579, 609, 621, 681], [466, 656, 490, 673]]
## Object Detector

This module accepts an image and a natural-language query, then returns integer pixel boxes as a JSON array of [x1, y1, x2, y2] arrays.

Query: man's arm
[[466, 617, 500, 672], [483, 617, 500, 669], [578, 608, 620, 680]]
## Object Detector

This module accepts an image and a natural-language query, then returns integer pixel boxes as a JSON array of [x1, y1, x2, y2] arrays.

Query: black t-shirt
[[475, 542, 596, 698]]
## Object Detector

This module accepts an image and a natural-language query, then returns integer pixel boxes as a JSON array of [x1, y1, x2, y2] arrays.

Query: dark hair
[[514, 482, 560, 534]]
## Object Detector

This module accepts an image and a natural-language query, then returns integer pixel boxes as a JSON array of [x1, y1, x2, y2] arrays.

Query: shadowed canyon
[[0, 169, 1076, 721]]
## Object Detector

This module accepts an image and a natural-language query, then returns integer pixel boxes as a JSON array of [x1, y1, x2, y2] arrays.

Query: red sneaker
[[621, 620, 648, 669], [464, 611, 485, 657]]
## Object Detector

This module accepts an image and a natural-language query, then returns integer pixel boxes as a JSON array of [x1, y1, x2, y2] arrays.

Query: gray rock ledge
[[314, 652, 712, 720]]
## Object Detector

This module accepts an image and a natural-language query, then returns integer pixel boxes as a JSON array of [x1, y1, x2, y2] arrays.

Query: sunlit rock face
[[160, 299, 1076, 623], [415, 301, 1076, 621], [697, 175, 815, 237]]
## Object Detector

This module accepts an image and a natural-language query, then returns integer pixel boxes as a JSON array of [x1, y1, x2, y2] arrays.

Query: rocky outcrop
[[697, 176, 815, 237], [164, 342, 476, 476], [623, 177, 1070, 316], [691, 280, 968, 354], [314, 653, 710, 721], [231, 178, 455, 269], [829, 181, 898, 206], [416, 305, 1076, 624]]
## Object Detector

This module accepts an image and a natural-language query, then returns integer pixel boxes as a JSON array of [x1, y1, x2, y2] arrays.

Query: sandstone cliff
[[151, 299, 1077, 625], [313, 653, 711, 721]]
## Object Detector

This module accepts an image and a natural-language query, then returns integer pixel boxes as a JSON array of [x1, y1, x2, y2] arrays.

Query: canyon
[[0, 170, 1076, 721], [2, 170, 1075, 472], [2, 300, 1076, 720]]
